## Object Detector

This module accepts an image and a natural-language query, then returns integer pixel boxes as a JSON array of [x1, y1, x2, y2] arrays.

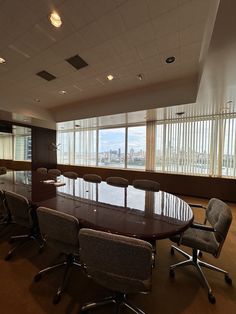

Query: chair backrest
[[48, 169, 61, 176], [0, 190, 6, 217], [63, 171, 78, 179], [83, 174, 102, 183], [37, 207, 80, 254], [106, 176, 129, 188], [132, 179, 160, 192], [0, 167, 7, 175], [36, 167, 47, 174], [206, 198, 232, 250], [79, 228, 152, 294], [4, 191, 32, 227]]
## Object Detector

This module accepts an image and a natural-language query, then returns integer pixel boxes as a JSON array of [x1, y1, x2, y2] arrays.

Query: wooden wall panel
[[57, 164, 236, 202], [31, 126, 57, 170], [0, 160, 31, 170]]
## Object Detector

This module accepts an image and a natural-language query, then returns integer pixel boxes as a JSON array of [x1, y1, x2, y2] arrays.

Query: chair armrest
[[191, 223, 215, 232]]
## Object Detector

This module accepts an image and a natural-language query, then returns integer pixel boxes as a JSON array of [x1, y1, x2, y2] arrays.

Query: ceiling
[[0, 0, 218, 126]]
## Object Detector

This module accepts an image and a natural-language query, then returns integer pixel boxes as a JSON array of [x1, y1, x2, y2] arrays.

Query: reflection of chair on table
[[34, 206, 81, 304], [170, 198, 232, 303], [79, 228, 153, 314]]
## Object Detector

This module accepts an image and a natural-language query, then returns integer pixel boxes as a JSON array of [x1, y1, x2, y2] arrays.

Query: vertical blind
[[57, 115, 236, 179]]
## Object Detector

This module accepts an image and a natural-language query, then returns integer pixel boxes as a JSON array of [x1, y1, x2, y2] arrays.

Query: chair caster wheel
[[169, 269, 175, 278], [170, 247, 175, 255], [225, 274, 232, 285], [34, 273, 42, 282], [53, 293, 61, 304], [208, 293, 216, 304], [5, 252, 13, 261]]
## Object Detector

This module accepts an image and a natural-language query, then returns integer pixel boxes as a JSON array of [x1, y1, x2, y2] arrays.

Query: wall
[[57, 164, 236, 203], [31, 126, 57, 170]]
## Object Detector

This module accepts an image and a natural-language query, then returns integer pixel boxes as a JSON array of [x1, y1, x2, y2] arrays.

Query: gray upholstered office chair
[[106, 176, 129, 187], [34, 206, 81, 304], [0, 190, 12, 228], [83, 173, 102, 183], [36, 167, 47, 174], [4, 191, 44, 260], [79, 228, 152, 314], [48, 169, 61, 176], [132, 179, 160, 192], [62, 171, 78, 179], [0, 166, 7, 175], [170, 198, 232, 304]]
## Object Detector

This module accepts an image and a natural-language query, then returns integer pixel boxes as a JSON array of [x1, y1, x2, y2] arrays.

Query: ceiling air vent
[[36, 70, 56, 81], [66, 54, 88, 70]]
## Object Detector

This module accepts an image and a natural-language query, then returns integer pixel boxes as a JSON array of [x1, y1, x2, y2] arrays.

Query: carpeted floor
[[0, 196, 236, 314]]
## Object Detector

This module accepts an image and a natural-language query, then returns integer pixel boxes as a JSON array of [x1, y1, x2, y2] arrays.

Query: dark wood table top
[[0, 171, 193, 240]]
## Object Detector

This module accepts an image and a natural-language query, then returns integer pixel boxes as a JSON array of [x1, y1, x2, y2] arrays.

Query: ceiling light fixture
[[59, 90, 67, 95], [165, 56, 175, 64], [107, 74, 114, 81], [35, 98, 40, 102], [49, 11, 62, 28], [0, 57, 6, 64], [137, 74, 143, 80]]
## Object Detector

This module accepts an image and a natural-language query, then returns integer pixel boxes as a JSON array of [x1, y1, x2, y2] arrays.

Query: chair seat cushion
[[170, 227, 219, 255]]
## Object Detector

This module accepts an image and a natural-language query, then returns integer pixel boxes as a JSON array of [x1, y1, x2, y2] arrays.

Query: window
[[98, 128, 125, 168], [75, 129, 96, 166], [57, 132, 74, 164], [127, 126, 146, 169], [222, 118, 236, 177], [0, 133, 12, 159], [156, 120, 212, 175]]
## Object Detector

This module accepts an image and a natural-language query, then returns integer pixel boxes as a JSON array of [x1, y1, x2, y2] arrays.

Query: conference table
[[0, 171, 194, 241]]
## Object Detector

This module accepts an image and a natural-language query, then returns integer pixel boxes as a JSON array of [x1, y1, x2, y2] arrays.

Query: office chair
[[34, 206, 81, 304], [36, 167, 47, 174], [169, 198, 232, 303], [63, 171, 78, 179], [106, 176, 129, 187], [132, 179, 160, 192], [0, 166, 7, 175], [83, 174, 102, 183], [48, 169, 61, 176], [4, 191, 44, 260], [79, 228, 152, 314], [0, 190, 12, 228]]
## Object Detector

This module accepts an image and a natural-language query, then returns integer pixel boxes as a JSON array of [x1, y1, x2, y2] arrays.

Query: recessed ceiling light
[[0, 57, 6, 64], [137, 74, 143, 80], [165, 56, 175, 64], [35, 98, 40, 102], [49, 11, 62, 28], [59, 90, 67, 95], [107, 74, 114, 81]]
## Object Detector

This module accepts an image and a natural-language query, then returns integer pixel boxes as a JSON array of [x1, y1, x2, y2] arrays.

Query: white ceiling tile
[[118, 0, 149, 30], [96, 11, 126, 40], [146, 0, 178, 19], [125, 22, 156, 46]]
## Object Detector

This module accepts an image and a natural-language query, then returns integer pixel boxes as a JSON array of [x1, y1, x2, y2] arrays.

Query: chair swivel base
[[170, 245, 232, 304], [81, 292, 146, 314], [34, 253, 81, 304], [5, 233, 44, 261]]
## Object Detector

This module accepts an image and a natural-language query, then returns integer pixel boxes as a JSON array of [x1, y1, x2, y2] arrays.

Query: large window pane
[[0, 133, 12, 159], [127, 126, 146, 169], [98, 128, 125, 168], [13, 126, 31, 161], [156, 120, 212, 175], [57, 132, 74, 164], [75, 130, 96, 166], [222, 118, 236, 177]]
